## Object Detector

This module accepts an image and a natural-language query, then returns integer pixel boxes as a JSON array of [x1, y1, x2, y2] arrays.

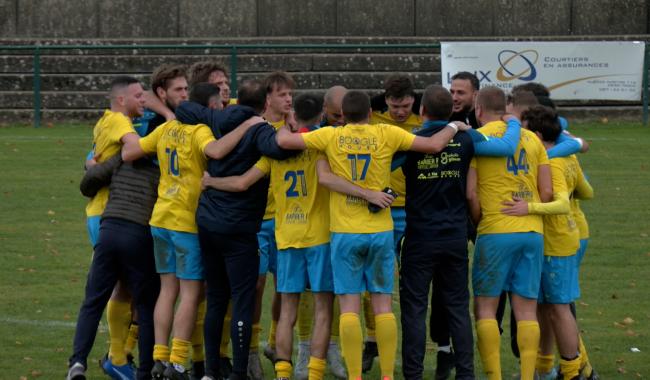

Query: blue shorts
[[472, 232, 543, 299], [539, 255, 577, 304], [572, 239, 589, 299], [86, 216, 101, 248], [151, 227, 203, 280], [257, 219, 277, 275], [391, 207, 406, 252], [277, 244, 333, 293], [330, 231, 394, 295]]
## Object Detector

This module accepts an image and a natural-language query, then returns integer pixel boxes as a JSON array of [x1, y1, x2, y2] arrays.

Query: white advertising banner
[[441, 41, 645, 101]]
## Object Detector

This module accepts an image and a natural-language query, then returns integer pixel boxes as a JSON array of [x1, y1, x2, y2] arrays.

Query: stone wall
[[1, 0, 648, 38]]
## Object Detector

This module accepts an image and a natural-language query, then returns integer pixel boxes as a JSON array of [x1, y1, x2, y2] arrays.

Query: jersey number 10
[[165, 148, 180, 176]]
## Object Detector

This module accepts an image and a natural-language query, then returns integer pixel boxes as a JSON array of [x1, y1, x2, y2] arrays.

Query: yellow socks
[[476, 319, 501, 380], [517, 321, 540, 380], [560, 355, 581, 379], [221, 302, 233, 356], [536, 352, 555, 375], [170, 338, 192, 369], [331, 298, 340, 342], [124, 322, 138, 358], [339, 313, 363, 379], [308, 356, 326, 380], [192, 299, 206, 362], [375, 313, 397, 379], [153, 344, 170, 362], [579, 336, 593, 377], [362, 292, 375, 340], [298, 292, 314, 342], [107, 300, 131, 366], [268, 319, 278, 349], [250, 323, 261, 352], [275, 360, 293, 378]]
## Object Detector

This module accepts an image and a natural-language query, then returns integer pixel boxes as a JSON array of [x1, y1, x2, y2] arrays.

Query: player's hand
[[242, 116, 265, 129], [285, 110, 298, 132], [502, 113, 520, 123], [201, 171, 211, 190], [85, 154, 100, 169], [364, 190, 395, 209], [455, 121, 471, 131], [501, 196, 529, 216]]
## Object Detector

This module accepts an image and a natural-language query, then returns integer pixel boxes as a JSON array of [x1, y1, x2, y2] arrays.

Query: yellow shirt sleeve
[[109, 114, 136, 144], [194, 125, 217, 156], [138, 125, 164, 154], [386, 125, 417, 151], [536, 141, 550, 167], [302, 127, 334, 151], [255, 156, 272, 175]]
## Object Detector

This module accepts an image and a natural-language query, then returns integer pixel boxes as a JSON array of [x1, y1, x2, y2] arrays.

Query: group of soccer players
[[65, 59, 597, 380]]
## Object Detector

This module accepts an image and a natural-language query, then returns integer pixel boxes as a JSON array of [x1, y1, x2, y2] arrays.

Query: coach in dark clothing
[[70, 153, 160, 380], [176, 79, 296, 380], [399, 85, 475, 380]]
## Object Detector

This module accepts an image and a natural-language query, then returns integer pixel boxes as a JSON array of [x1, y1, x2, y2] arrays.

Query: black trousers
[[399, 237, 474, 380], [199, 228, 259, 378], [69, 218, 159, 380]]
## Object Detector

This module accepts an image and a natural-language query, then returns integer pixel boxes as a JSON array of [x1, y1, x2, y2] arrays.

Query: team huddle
[[65, 61, 597, 380]]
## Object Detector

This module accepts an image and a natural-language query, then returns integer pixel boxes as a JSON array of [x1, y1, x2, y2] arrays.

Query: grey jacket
[[80, 153, 160, 226]]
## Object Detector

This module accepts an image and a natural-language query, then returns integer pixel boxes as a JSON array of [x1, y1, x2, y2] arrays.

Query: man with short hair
[[121, 99, 262, 380], [449, 71, 480, 129], [254, 71, 296, 379], [276, 90, 470, 380], [188, 61, 232, 107], [176, 79, 297, 380], [501, 106, 585, 380], [321, 85, 347, 127], [68, 76, 144, 380], [467, 87, 553, 380]]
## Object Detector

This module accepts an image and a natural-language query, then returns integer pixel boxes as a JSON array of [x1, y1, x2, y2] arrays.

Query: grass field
[[0, 121, 649, 379]]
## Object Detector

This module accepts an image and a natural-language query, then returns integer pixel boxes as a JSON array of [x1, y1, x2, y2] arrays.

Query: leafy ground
[[0, 122, 648, 379]]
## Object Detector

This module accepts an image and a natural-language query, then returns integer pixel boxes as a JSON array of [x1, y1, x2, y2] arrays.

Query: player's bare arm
[[276, 125, 307, 150], [201, 167, 265, 192], [315, 159, 394, 209], [143, 90, 175, 121]]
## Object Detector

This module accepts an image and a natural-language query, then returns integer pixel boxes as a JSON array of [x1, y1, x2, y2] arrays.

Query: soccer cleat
[[190, 360, 205, 380], [294, 341, 310, 380], [163, 364, 190, 380], [434, 350, 455, 380], [263, 343, 277, 364], [535, 366, 558, 380], [66, 362, 86, 380], [220, 356, 233, 379], [361, 341, 378, 373], [247, 351, 265, 380], [101, 355, 136, 380], [276, 378, 290, 380], [327, 341, 347, 379], [151, 360, 168, 379], [581, 366, 599, 380], [200, 376, 218, 380]]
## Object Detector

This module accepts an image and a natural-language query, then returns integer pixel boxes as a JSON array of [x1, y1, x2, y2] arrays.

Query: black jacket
[[175, 101, 297, 235]]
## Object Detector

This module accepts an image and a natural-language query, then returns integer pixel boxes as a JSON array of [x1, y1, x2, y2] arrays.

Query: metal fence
[[1, 43, 648, 127]]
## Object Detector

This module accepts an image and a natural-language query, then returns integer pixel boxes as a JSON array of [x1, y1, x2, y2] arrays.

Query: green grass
[[0, 122, 649, 379]]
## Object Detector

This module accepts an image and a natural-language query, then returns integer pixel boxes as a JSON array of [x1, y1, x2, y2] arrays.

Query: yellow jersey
[[472, 121, 548, 235], [571, 159, 592, 240], [86, 110, 136, 217], [543, 155, 580, 256], [255, 149, 330, 249], [262, 119, 285, 220], [370, 111, 422, 207], [301, 123, 416, 234], [139, 120, 215, 233]]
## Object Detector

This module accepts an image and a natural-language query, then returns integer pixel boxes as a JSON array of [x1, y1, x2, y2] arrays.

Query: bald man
[[321, 86, 347, 127]]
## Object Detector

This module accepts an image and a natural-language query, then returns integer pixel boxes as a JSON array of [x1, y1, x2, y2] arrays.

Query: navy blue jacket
[[175, 101, 297, 234]]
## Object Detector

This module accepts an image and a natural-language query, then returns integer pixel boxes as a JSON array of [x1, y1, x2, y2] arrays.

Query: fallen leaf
[[629, 282, 636, 288], [55, 347, 64, 352], [614, 321, 626, 328], [623, 317, 635, 325], [641, 233, 648, 237], [579, 301, 589, 307], [47, 210, 55, 216], [616, 358, 625, 364], [63, 313, 70, 320], [16, 340, 22, 345], [31, 369, 42, 377], [20, 377, 27, 380], [23, 357, 32, 361], [618, 367, 627, 374], [625, 329, 638, 337]]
